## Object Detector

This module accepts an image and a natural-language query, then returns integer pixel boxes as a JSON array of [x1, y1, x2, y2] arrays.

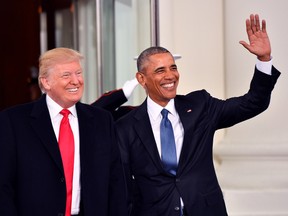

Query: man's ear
[[136, 72, 145, 87], [40, 77, 51, 91]]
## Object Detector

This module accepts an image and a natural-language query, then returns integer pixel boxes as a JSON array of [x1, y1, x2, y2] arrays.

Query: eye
[[171, 65, 178, 71], [62, 72, 71, 78], [155, 67, 165, 74]]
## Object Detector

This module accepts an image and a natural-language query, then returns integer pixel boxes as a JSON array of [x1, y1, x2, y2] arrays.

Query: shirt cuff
[[256, 57, 273, 75]]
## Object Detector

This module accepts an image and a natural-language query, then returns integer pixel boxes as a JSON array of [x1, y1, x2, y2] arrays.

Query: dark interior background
[[0, 0, 72, 111]]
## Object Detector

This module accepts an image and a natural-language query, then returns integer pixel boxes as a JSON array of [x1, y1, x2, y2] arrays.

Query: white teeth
[[68, 88, 78, 92], [163, 83, 174, 88]]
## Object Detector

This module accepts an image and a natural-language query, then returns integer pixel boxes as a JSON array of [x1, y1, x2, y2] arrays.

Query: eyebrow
[[154, 66, 165, 73], [154, 64, 177, 72], [171, 63, 177, 67], [62, 70, 82, 74]]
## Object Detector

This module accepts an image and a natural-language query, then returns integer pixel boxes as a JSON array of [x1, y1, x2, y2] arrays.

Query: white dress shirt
[[147, 97, 184, 163], [46, 95, 81, 215]]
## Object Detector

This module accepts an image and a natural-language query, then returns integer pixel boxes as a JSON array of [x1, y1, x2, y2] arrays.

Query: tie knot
[[60, 109, 70, 118], [161, 109, 169, 118]]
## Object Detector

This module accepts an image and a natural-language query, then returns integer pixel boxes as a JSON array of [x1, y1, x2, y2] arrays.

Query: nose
[[165, 69, 176, 79], [70, 73, 80, 84]]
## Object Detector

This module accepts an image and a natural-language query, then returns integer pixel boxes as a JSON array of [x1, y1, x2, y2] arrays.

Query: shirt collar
[[147, 96, 176, 120], [46, 94, 77, 118]]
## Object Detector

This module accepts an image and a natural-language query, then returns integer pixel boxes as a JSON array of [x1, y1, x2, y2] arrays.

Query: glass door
[[114, 0, 153, 105], [77, 0, 115, 103], [42, 0, 157, 104]]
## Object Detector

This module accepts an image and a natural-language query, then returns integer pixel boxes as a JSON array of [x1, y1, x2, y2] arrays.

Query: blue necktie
[[160, 109, 177, 175]]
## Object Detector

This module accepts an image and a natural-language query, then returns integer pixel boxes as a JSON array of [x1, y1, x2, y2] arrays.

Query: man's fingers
[[239, 41, 249, 48], [250, 14, 257, 33], [246, 19, 254, 37], [239, 41, 253, 53], [261, 19, 267, 33], [255, 14, 260, 32]]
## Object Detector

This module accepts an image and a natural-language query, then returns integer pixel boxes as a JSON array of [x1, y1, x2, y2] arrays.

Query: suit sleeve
[[0, 111, 18, 215], [214, 66, 280, 129], [91, 89, 128, 111]]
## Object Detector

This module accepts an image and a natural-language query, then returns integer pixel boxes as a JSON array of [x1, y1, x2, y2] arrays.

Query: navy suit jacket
[[116, 67, 280, 216], [0, 94, 128, 216]]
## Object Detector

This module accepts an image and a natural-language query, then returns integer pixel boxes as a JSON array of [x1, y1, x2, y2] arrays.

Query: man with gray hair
[[116, 14, 280, 216]]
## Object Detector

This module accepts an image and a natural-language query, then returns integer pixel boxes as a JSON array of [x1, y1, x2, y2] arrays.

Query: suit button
[[174, 206, 180, 211], [175, 178, 180, 182], [58, 213, 64, 216], [60, 177, 65, 182]]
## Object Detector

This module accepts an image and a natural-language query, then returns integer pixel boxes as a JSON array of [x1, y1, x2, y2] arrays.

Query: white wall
[[159, 0, 225, 97], [220, 1, 288, 215], [223, 0, 288, 145], [159, 0, 225, 144]]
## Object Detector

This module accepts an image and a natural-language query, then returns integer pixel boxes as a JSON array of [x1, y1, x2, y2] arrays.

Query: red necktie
[[59, 109, 75, 216]]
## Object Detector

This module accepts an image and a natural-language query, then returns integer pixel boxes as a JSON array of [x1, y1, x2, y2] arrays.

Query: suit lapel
[[133, 97, 202, 175], [30, 95, 63, 173], [133, 102, 164, 172], [75, 103, 94, 164], [174, 96, 199, 174]]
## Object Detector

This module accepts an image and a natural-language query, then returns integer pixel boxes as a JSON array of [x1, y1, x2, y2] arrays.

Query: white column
[[214, 1, 288, 215], [215, 141, 288, 216]]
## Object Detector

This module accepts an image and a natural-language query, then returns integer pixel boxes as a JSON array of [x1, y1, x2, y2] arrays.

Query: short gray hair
[[137, 46, 171, 72]]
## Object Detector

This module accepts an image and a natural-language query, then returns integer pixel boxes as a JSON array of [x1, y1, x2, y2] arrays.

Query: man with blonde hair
[[0, 47, 128, 216]]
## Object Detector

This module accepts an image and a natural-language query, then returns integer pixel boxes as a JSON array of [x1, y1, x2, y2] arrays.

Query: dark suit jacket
[[116, 67, 280, 216], [0, 94, 128, 216], [91, 89, 136, 121]]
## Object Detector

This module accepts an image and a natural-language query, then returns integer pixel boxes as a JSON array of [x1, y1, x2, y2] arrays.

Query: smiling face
[[40, 60, 84, 108], [136, 52, 179, 107]]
